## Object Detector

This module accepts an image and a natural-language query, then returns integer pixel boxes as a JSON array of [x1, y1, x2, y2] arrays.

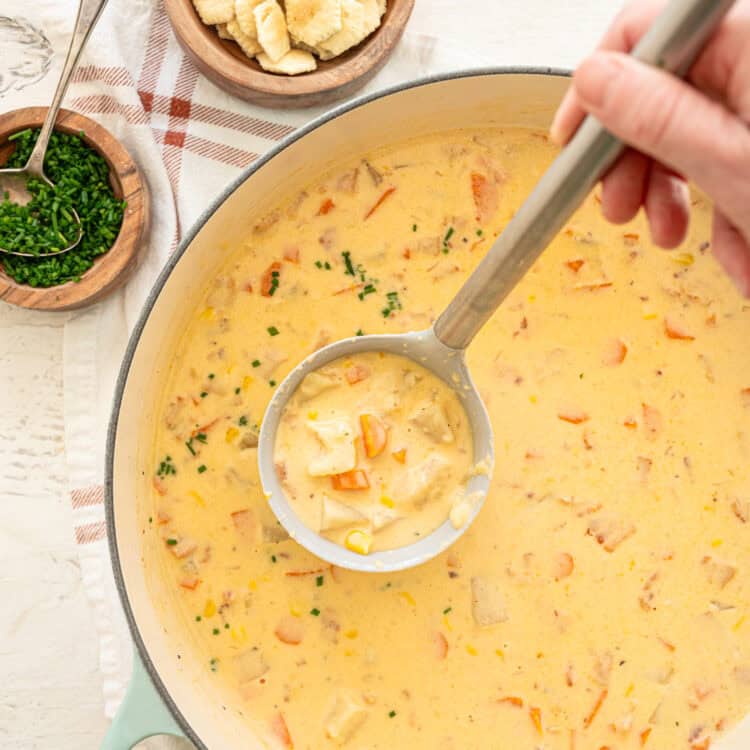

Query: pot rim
[[105, 65, 571, 748]]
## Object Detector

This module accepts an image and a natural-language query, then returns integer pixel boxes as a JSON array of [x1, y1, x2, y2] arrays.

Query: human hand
[[550, 0, 750, 296]]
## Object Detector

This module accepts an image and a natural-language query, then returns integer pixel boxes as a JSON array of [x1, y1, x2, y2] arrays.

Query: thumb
[[573, 51, 750, 235]]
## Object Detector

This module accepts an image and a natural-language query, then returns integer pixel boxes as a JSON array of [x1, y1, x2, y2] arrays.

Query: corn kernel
[[344, 629, 358, 639], [398, 591, 416, 607], [290, 603, 303, 617], [466, 644, 478, 656], [242, 376, 253, 391], [199, 307, 215, 321], [529, 395, 537, 404], [643, 313, 658, 320], [203, 599, 217, 618], [307, 410, 318, 420], [391, 449, 407, 464], [248, 580, 257, 591], [625, 683, 634, 698], [225, 427, 239, 443], [673, 252, 694, 266], [711, 539, 723, 548], [345, 529, 372, 555], [443, 615, 453, 632], [189, 490, 206, 507], [733, 616, 746, 632], [380, 494, 395, 508], [495, 648, 505, 660]]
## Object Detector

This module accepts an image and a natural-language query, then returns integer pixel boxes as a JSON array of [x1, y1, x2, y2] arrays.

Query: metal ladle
[[0, 0, 109, 257], [258, 0, 735, 573]]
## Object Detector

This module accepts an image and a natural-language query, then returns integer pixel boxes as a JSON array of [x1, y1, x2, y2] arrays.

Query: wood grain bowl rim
[[0, 107, 148, 311], [164, 0, 415, 103]]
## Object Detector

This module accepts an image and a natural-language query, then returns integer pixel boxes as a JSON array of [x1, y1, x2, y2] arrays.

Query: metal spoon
[[0, 0, 109, 258], [259, 0, 736, 573]]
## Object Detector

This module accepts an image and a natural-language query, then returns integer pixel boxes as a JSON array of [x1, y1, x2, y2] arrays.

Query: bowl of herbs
[[0, 107, 148, 310]]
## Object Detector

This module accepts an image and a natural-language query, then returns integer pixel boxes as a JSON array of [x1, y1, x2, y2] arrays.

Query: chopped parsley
[[267, 326, 279, 336], [185, 432, 207, 455], [238, 415, 248, 426], [342, 250, 356, 276], [442, 226, 455, 253], [310, 608, 321, 616], [381, 291, 402, 318], [252, 359, 261, 368], [166, 538, 178, 546], [156, 455, 176, 477], [357, 282, 377, 300], [268, 269, 280, 296], [197, 464, 207, 474], [316, 575, 324, 587], [355, 329, 364, 336]]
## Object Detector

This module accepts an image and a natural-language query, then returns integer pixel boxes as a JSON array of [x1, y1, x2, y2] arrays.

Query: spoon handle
[[433, 0, 736, 351], [24, 0, 109, 177]]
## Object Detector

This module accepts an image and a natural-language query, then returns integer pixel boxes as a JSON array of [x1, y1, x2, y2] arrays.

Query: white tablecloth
[[0, 1, 619, 748]]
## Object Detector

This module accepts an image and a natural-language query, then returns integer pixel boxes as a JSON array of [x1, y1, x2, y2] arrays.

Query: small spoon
[[259, 0, 735, 573], [0, 0, 109, 258]]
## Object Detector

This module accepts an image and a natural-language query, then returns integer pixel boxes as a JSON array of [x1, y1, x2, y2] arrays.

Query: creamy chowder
[[147, 127, 750, 750]]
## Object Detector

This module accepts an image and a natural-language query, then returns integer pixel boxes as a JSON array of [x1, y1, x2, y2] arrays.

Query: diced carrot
[[575, 281, 613, 291], [497, 696, 524, 708], [284, 567, 327, 577], [331, 469, 370, 491], [602, 338, 628, 366], [152, 477, 167, 496], [283, 247, 300, 264], [364, 186, 396, 219], [623, 232, 640, 244], [691, 740, 711, 750], [640, 727, 652, 746], [179, 575, 201, 590], [566, 259, 585, 273], [360, 414, 388, 458], [274, 616, 304, 645], [402, 247, 411, 259], [623, 417, 637, 430], [471, 172, 499, 222], [156, 510, 171, 525], [271, 711, 293, 748], [665, 315, 695, 340], [554, 552, 574, 581], [391, 448, 407, 464], [318, 197, 335, 215], [191, 418, 219, 437], [261, 262, 282, 297], [244, 282, 253, 293], [345, 364, 370, 384], [529, 706, 543, 735], [435, 632, 449, 659], [583, 690, 608, 729], [333, 283, 365, 296], [558, 408, 589, 425]]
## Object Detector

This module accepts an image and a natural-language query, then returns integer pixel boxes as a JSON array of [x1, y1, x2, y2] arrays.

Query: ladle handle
[[25, 0, 109, 177], [433, 0, 736, 351]]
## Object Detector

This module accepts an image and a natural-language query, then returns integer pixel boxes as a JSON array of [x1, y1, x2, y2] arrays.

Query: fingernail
[[574, 52, 624, 109], [549, 91, 573, 145]]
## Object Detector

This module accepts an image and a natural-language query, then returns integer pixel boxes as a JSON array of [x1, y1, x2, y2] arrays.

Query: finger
[[712, 209, 750, 298], [600, 148, 651, 224], [571, 51, 750, 236], [550, 1, 666, 144], [643, 163, 690, 249]]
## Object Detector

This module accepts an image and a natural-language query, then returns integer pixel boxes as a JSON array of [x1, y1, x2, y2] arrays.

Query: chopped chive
[[200, 391, 208, 398], [443, 607, 452, 615], [342, 251, 355, 276], [252, 359, 261, 368], [310, 608, 321, 616], [234, 387, 241, 394], [476, 228, 483, 236], [388, 710, 396, 718], [316, 575, 324, 587], [355, 329, 364, 336], [267, 326, 279, 336], [208, 373, 215, 379], [197, 465, 207, 474], [271, 554, 277, 563], [412, 223, 417, 232], [269, 380, 277, 387], [443, 226, 454, 243], [212, 628, 220, 635], [195, 615, 202, 621], [166, 538, 178, 546], [238, 415, 248, 426], [185, 439, 196, 456], [315, 260, 323, 268]]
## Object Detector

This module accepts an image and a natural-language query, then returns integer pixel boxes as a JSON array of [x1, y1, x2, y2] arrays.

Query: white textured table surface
[[0, 2, 617, 748]]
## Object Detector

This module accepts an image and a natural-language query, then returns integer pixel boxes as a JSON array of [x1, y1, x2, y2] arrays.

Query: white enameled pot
[[105, 69, 750, 749]]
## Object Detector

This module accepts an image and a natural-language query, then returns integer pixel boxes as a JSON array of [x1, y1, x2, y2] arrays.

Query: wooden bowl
[[0, 107, 148, 311], [164, 0, 415, 108]]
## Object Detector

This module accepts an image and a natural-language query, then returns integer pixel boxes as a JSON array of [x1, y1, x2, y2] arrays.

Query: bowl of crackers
[[164, 0, 415, 108]]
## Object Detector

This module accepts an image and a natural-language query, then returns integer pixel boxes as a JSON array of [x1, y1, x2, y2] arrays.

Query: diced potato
[[370, 506, 400, 532], [320, 494, 366, 532], [409, 400, 454, 444], [400, 455, 451, 506], [234, 647, 269, 682], [231, 509, 261, 542], [324, 690, 368, 743], [307, 418, 357, 476], [587, 514, 636, 552], [702, 556, 737, 589], [470, 576, 509, 626], [298, 370, 339, 402], [169, 537, 198, 559]]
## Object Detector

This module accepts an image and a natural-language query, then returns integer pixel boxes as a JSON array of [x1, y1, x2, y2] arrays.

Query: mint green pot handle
[[101, 650, 185, 749]]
